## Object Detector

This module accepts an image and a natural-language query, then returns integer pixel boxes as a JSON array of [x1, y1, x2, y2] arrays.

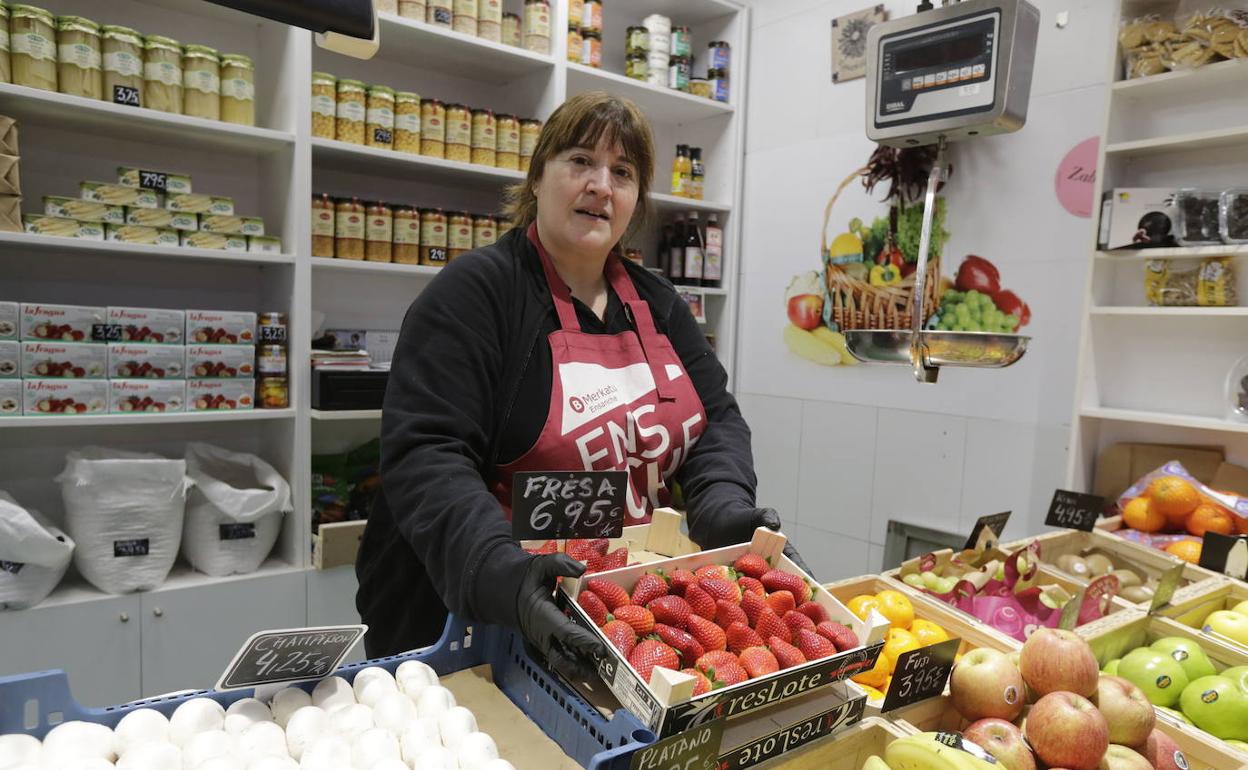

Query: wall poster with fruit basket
[[782, 146, 1033, 369]]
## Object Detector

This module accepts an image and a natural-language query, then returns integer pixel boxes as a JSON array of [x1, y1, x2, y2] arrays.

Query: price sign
[[1045, 489, 1106, 531], [963, 511, 1011, 551], [511, 470, 627, 541], [137, 170, 168, 192], [216, 624, 366, 691], [630, 719, 723, 770], [92, 323, 123, 342], [881, 637, 960, 713], [372, 128, 393, 145], [1198, 532, 1248, 581], [113, 85, 141, 107], [1149, 562, 1186, 613]]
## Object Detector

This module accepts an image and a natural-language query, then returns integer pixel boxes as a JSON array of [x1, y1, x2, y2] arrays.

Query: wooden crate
[[748, 716, 908, 770], [1155, 580, 1248, 656], [892, 693, 1246, 770]]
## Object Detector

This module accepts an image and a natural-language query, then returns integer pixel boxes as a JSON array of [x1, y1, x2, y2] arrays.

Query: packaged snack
[[0, 341, 17, 377], [23, 379, 108, 415], [107, 307, 185, 344], [43, 196, 124, 225], [105, 225, 181, 246], [1175, 188, 1222, 245], [110, 379, 186, 413], [1220, 188, 1248, 244], [108, 344, 185, 378], [79, 181, 160, 208], [20, 304, 106, 342], [187, 378, 254, 410], [185, 344, 255, 378], [186, 310, 257, 344], [20, 342, 107, 378], [247, 236, 282, 254], [0, 303, 20, 341], [117, 166, 193, 194], [1145, 257, 1238, 306], [0, 379, 21, 414]]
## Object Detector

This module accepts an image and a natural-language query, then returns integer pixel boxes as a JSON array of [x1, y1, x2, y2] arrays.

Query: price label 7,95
[[511, 470, 628, 541]]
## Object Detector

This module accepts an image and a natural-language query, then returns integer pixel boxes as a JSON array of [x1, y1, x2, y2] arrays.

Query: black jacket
[[355, 227, 758, 657]]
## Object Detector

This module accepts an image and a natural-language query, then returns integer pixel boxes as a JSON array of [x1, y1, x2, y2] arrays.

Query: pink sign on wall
[[1055, 137, 1099, 218]]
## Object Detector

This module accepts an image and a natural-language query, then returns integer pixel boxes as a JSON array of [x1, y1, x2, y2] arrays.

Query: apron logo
[[569, 396, 585, 413]]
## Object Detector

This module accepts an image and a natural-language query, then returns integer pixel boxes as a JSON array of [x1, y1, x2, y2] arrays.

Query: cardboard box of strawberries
[[557, 527, 890, 737]]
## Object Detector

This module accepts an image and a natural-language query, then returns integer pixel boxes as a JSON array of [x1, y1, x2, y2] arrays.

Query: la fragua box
[[558, 527, 888, 739]]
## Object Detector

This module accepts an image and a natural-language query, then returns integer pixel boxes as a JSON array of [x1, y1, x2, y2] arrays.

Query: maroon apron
[[493, 225, 708, 523]]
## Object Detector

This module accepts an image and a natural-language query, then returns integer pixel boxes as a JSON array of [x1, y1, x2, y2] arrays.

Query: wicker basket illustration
[[821, 168, 941, 331]]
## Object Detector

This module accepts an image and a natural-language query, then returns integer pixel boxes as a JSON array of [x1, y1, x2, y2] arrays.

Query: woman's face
[[534, 137, 639, 261]]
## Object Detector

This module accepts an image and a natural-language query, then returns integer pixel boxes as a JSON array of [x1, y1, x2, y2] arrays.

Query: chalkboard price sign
[[630, 719, 723, 770], [881, 637, 960, 713], [963, 511, 1011, 551], [511, 470, 628, 541], [216, 624, 367, 691], [1199, 532, 1248, 581], [1045, 489, 1106, 531]]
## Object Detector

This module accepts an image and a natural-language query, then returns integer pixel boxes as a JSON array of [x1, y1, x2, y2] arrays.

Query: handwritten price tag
[[216, 625, 366, 691], [1045, 489, 1106, 531], [881, 637, 960, 712], [963, 511, 1011, 550], [631, 720, 723, 770], [1199, 532, 1248, 581], [511, 470, 627, 541]]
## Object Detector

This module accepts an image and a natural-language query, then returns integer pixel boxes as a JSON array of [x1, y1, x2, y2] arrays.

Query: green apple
[[1179, 674, 1248, 741], [995, 563, 1005, 581], [1230, 600, 1248, 618], [902, 573, 926, 589], [1151, 637, 1217, 680], [1221, 665, 1248, 694], [931, 576, 958, 594], [920, 570, 942, 591], [1156, 705, 1192, 725], [1204, 610, 1248, 646], [1103, 659, 1121, 675], [1118, 648, 1190, 707]]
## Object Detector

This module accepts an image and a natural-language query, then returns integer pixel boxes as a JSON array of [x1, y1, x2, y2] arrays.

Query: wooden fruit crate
[[1156, 579, 1248, 657], [892, 693, 1246, 770], [999, 528, 1225, 610], [746, 716, 909, 770]]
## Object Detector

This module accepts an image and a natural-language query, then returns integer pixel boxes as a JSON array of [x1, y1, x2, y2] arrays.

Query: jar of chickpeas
[[419, 208, 448, 267], [181, 44, 220, 120], [502, 12, 521, 47], [394, 90, 420, 153], [444, 103, 472, 163], [420, 98, 445, 157], [365, 201, 393, 262], [522, 0, 550, 54], [452, 0, 477, 36], [311, 71, 336, 139], [312, 194, 335, 258], [335, 197, 366, 260], [335, 78, 366, 145], [426, 0, 451, 27], [519, 118, 541, 172], [495, 114, 519, 170], [398, 0, 425, 20], [393, 205, 420, 264], [448, 211, 473, 261], [366, 84, 395, 149], [477, 0, 501, 42], [473, 214, 497, 248], [143, 35, 182, 114], [470, 108, 495, 166]]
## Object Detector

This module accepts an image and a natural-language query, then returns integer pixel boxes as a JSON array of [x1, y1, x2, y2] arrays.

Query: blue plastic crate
[[0, 617, 655, 769]]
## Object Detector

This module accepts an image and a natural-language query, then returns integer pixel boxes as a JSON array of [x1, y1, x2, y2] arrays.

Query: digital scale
[[847, 0, 1040, 382]]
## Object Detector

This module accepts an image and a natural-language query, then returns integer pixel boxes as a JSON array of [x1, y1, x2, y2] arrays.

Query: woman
[[356, 92, 799, 672]]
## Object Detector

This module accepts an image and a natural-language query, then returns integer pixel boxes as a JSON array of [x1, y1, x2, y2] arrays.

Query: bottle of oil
[[667, 214, 685, 282], [689, 147, 704, 200], [671, 144, 691, 197], [703, 213, 722, 288], [683, 212, 704, 286]]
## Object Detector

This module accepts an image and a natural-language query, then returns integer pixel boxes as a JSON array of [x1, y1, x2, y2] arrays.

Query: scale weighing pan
[[849, 0, 1038, 382]]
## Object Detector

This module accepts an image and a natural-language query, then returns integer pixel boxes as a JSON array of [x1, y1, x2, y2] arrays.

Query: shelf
[[311, 137, 524, 188], [673, 284, 729, 296], [1080, 406, 1248, 434], [311, 256, 443, 276], [1097, 244, 1248, 259], [565, 63, 734, 124], [648, 192, 733, 216], [0, 83, 294, 154], [0, 231, 295, 266], [377, 13, 555, 80], [1090, 306, 1248, 316], [34, 559, 306, 611], [310, 409, 382, 421], [0, 408, 296, 429], [1104, 125, 1248, 158], [1112, 59, 1248, 101], [601, 0, 740, 25]]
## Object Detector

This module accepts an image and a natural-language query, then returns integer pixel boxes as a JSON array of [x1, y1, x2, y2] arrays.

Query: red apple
[[1140, 729, 1188, 770], [1093, 675, 1155, 748], [1024, 692, 1109, 770], [964, 718, 1036, 770], [951, 648, 1026, 721], [786, 294, 824, 330], [1097, 744, 1152, 770], [955, 254, 1001, 294], [1019, 628, 1100, 697]]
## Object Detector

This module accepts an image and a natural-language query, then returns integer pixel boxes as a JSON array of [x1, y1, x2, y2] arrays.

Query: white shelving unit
[[1066, 0, 1248, 491], [1, 0, 749, 704]]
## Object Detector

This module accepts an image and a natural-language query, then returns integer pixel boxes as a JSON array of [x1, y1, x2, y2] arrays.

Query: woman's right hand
[[515, 553, 608, 679]]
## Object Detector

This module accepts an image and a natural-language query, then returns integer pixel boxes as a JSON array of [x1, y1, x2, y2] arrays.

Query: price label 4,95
[[1045, 489, 1106, 532], [511, 470, 628, 541]]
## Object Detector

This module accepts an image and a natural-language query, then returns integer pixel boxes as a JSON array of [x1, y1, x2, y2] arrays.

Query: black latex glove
[[515, 553, 608, 680], [693, 505, 816, 580], [750, 507, 816, 581]]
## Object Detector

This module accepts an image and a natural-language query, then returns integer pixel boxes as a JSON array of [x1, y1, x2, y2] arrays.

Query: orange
[[847, 595, 882, 622], [874, 590, 915, 629], [858, 683, 885, 701], [882, 628, 921, 673], [1165, 539, 1203, 564], [852, 652, 889, 688], [1148, 476, 1200, 524], [1122, 496, 1166, 533], [1187, 503, 1235, 537], [910, 618, 950, 646]]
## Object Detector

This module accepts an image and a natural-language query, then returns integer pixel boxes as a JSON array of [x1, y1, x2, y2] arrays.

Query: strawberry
[[646, 595, 692, 629], [680, 668, 714, 696], [613, 605, 655, 635], [587, 578, 631, 611], [631, 573, 669, 607], [695, 564, 735, 581], [764, 590, 796, 616], [795, 628, 836, 660], [715, 599, 748, 629], [695, 650, 739, 673], [816, 621, 860, 652], [767, 636, 807, 669], [603, 620, 638, 658], [738, 576, 766, 596], [740, 591, 768, 625], [733, 553, 769, 579], [761, 570, 812, 604], [584, 553, 604, 572], [753, 608, 791, 644], [628, 640, 679, 683], [725, 622, 764, 654], [654, 624, 705, 667], [686, 615, 727, 652], [596, 547, 628, 571], [665, 568, 697, 596], [699, 576, 742, 604], [683, 583, 717, 620], [524, 540, 559, 555], [783, 609, 817, 635], [577, 590, 609, 626], [706, 661, 748, 687], [797, 601, 829, 625], [738, 646, 780, 678], [566, 538, 609, 560]]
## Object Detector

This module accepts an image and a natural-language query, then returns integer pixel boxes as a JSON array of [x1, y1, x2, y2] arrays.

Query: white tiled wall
[[732, 0, 1114, 579]]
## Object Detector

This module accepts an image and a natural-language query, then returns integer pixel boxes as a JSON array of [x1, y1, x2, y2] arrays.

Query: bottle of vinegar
[[683, 212, 704, 287]]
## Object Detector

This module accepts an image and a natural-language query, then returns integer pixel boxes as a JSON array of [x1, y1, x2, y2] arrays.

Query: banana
[[885, 734, 999, 770], [783, 323, 841, 366], [863, 755, 893, 770], [810, 327, 860, 366]]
